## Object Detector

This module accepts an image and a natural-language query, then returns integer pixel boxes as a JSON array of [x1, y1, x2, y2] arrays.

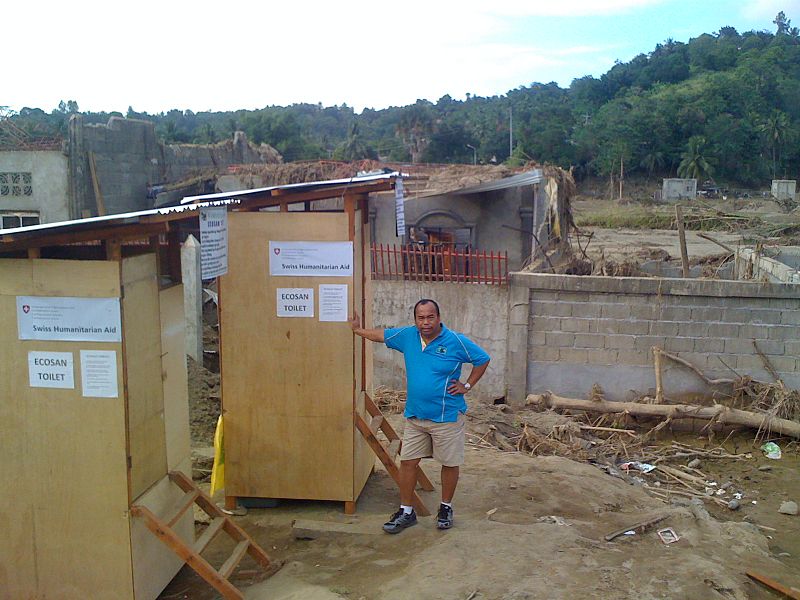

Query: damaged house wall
[[0, 150, 70, 225], [67, 115, 279, 218]]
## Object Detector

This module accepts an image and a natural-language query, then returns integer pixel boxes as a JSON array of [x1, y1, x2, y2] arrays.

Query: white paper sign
[[28, 351, 74, 389], [395, 178, 406, 237], [17, 296, 121, 342], [277, 288, 314, 317], [269, 241, 353, 277], [200, 206, 228, 279], [80, 350, 119, 398], [319, 285, 348, 322]]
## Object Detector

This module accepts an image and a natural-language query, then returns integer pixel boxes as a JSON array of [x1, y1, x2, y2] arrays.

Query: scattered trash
[[745, 453, 753, 459], [687, 458, 702, 469], [733, 493, 743, 500], [752, 501, 758, 505], [486, 507, 498, 516], [537, 515, 570, 526], [620, 461, 656, 473], [715, 489, 726, 496], [761, 442, 782, 460], [778, 501, 798, 516], [623, 530, 636, 536], [657, 527, 680, 544]]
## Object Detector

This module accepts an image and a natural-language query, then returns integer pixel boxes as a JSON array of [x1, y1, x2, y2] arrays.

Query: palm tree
[[759, 111, 789, 178], [677, 136, 715, 181]]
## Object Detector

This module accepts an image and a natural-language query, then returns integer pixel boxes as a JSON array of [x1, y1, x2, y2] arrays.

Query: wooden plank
[[0, 222, 168, 253], [369, 414, 383, 434], [194, 518, 226, 554], [159, 285, 191, 470], [123, 254, 168, 500], [131, 505, 244, 600], [130, 459, 194, 600], [88, 151, 107, 216], [746, 571, 800, 600], [0, 259, 133, 599], [388, 439, 401, 460], [221, 212, 355, 501], [362, 393, 434, 492], [219, 540, 250, 579], [166, 489, 200, 527], [675, 205, 689, 278], [354, 413, 429, 516]]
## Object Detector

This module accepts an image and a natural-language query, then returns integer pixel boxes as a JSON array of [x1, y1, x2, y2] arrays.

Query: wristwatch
[[464, 382, 471, 391]]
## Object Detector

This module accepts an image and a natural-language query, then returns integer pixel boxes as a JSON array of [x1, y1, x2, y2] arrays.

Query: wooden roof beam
[[0, 222, 170, 254]]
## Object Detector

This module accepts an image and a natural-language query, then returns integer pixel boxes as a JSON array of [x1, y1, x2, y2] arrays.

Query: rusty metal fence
[[370, 243, 508, 285]]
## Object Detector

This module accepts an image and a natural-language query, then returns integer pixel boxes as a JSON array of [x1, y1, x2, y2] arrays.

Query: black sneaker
[[383, 508, 417, 534], [437, 504, 454, 530]]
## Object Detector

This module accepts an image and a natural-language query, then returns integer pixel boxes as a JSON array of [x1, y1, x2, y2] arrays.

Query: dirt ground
[[165, 402, 800, 600], [167, 192, 799, 600]]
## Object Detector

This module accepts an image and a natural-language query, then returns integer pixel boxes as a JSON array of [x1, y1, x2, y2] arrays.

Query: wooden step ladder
[[130, 470, 274, 600], [354, 392, 435, 516]]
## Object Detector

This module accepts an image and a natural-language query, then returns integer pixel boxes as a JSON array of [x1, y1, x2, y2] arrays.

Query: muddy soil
[[163, 408, 799, 600]]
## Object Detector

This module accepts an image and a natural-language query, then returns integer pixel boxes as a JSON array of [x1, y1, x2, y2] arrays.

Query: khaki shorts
[[400, 413, 466, 467]]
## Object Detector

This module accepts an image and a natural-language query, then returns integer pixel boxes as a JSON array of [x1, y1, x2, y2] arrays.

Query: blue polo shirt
[[384, 324, 490, 423]]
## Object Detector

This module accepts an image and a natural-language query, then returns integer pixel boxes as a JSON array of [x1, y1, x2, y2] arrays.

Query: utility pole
[[466, 144, 477, 165], [509, 107, 513, 158]]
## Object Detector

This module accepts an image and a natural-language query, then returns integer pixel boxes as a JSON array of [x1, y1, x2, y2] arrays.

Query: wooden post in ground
[[675, 205, 689, 277]]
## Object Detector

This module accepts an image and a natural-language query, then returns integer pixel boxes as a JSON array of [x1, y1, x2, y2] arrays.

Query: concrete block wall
[[506, 273, 799, 403], [737, 247, 800, 283], [0, 150, 70, 224], [68, 116, 279, 218], [372, 280, 507, 403]]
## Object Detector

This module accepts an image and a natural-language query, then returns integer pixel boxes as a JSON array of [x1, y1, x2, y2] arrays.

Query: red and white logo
[[22, 304, 30, 314]]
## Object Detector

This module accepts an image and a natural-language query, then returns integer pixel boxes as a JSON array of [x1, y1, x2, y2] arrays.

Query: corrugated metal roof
[[447, 169, 543, 196], [0, 173, 396, 246]]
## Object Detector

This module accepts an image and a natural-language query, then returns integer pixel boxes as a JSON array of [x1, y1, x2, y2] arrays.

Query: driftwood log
[[526, 392, 800, 439]]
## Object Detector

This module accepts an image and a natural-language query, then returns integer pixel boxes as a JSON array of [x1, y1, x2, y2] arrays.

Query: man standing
[[350, 299, 490, 533]]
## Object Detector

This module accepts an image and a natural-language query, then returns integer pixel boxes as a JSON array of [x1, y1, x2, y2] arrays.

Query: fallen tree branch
[[654, 348, 738, 386], [526, 392, 800, 439]]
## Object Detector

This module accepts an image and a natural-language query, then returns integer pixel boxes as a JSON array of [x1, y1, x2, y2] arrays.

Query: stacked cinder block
[[508, 273, 799, 402]]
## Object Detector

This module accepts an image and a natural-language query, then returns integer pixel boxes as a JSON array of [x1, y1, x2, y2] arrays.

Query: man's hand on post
[[349, 310, 361, 332]]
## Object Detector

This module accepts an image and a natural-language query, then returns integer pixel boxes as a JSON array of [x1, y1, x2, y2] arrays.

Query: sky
[[4, 0, 799, 115]]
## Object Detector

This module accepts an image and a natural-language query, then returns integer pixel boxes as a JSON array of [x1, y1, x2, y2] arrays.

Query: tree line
[[4, 13, 799, 187]]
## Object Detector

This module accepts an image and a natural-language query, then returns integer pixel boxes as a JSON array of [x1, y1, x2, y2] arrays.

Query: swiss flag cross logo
[[22, 305, 30, 313], [273, 248, 281, 255]]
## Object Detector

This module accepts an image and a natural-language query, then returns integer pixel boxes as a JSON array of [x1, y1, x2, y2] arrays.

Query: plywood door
[[122, 254, 168, 500], [0, 259, 134, 600], [221, 212, 356, 501]]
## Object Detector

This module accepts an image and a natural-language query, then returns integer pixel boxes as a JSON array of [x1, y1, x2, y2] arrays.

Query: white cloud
[[741, 0, 800, 21], [1, 0, 663, 113]]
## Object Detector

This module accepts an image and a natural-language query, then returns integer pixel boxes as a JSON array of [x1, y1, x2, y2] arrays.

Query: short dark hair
[[413, 298, 440, 317]]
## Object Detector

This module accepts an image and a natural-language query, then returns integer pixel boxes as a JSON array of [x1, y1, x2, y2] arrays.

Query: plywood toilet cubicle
[[0, 173, 395, 598], [0, 226, 192, 600], [219, 196, 376, 513]]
